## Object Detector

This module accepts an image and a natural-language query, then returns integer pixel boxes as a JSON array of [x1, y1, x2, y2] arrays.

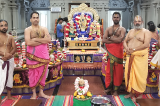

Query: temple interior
[[1, 0, 160, 106]]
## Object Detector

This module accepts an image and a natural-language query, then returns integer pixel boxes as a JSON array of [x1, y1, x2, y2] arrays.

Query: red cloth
[[105, 43, 123, 88], [64, 25, 66, 37], [79, 86, 85, 90], [105, 43, 123, 58]]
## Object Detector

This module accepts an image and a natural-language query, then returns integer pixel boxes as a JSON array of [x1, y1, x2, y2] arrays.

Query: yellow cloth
[[125, 48, 148, 93]]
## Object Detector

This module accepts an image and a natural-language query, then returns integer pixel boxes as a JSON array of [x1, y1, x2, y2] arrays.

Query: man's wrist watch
[[133, 48, 135, 51]]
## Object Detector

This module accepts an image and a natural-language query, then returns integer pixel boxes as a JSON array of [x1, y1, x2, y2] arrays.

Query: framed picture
[[69, 3, 90, 12]]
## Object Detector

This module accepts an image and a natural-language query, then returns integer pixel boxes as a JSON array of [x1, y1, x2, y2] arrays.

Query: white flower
[[50, 54, 54, 62]]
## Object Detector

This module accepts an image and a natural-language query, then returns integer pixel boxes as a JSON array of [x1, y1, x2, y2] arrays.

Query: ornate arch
[[68, 3, 99, 21]]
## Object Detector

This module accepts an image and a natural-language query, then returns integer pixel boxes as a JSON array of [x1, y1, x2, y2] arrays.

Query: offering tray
[[91, 96, 112, 106]]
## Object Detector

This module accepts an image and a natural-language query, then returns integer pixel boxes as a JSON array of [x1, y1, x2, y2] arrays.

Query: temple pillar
[[50, 12, 56, 39], [141, 5, 146, 28], [101, 8, 105, 32], [104, 8, 109, 28], [12, 6, 18, 29], [157, 6, 160, 25], [0, 1, 6, 19], [8, 1, 18, 30], [152, 2, 158, 25], [21, 7, 26, 30]]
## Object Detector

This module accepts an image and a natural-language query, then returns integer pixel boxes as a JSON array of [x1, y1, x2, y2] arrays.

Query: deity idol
[[69, 20, 76, 38], [89, 20, 100, 40], [79, 12, 87, 32]]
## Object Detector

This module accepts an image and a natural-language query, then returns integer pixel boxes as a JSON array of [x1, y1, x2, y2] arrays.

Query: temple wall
[[140, 0, 160, 28], [2, 0, 160, 41], [0, 0, 26, 43], [49, 0, 131, 38]]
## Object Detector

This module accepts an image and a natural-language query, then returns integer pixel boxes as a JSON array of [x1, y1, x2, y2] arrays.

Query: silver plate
[[91, 96, 111, 105]]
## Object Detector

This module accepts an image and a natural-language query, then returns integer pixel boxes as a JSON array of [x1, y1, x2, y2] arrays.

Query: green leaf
[[155, 45, 159, 50]]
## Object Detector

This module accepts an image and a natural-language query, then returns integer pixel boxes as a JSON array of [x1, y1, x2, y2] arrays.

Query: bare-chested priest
[[102, 12, 126, 96], [25, 11, 51, 99], [123, 15, 151, 102], [0, 20, 17, 103]]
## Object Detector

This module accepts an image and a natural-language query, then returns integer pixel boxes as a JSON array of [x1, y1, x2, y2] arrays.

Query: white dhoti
[[150, 50, 160, 97], [150, 50, 160, 68], [0, 57, 14, 95]]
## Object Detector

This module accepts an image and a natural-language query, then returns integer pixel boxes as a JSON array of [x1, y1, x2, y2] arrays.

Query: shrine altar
[[62, 3, 105, 76], [3, 62, 63, 94]]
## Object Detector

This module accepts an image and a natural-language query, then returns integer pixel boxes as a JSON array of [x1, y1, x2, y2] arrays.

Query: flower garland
[[74, 77, 89, 95], [65, 22, 78, 37], [148, 42, 158, 67], [89, 21, 100, 38], [73, 13, 93, 36], [49, 40, 66, 63]]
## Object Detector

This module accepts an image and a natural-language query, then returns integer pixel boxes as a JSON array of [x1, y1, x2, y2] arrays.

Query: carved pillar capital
[[8, 3, 18, 9], [152, 2, 158, 7], [141, 5, 146, 9], [157, 6, 160, 10], [0, 1, 6, 10], [1, 1, 6, 7]]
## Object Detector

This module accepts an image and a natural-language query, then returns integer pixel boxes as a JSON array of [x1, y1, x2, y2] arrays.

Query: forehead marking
[[135, 16, 140, 21], [114, 14, 118, 17]]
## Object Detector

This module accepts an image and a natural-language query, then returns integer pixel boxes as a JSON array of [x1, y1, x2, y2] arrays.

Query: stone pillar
[[141, 5, 146, 28], [101, 8, 106, 31], [8, 1, 18, 30], [0, 1, 6, 19], [17, 3, 21, 30], [21, 7, 26, 30], [50, 12, 55, 34], [127, 9, 132, 30], [152, 2, 158, 25], [49, 2, 57, 39], [155, 5, 159, 25], [137, 2, 141, 15], [157, 6, 160, 25], [12, 6, 18, 29], [104, 8, 109, 28]]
